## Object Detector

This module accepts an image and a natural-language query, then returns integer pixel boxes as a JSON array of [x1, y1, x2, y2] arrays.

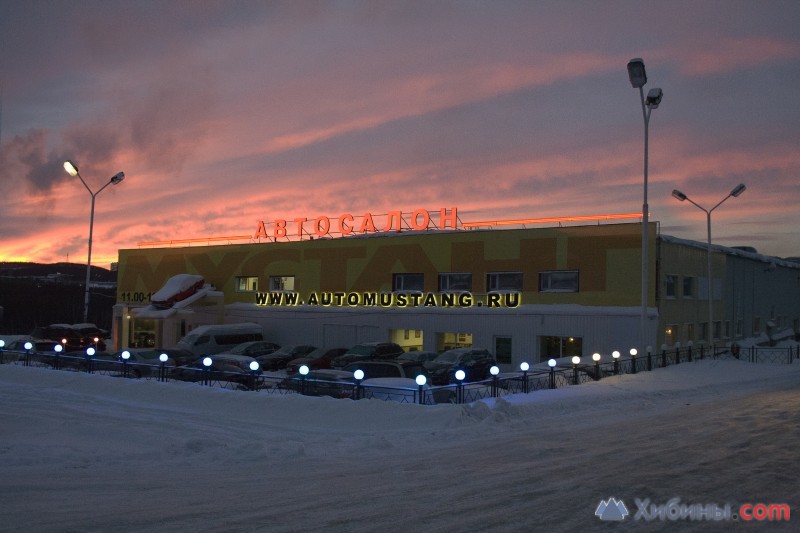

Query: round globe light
[[0, 340, 5, 348], [202, 357, 212, 367], [547, 358, 557, 368], [24, 341, 33, 351], [121, 350, 131, 361], [353, 369, 364, 381], [592, 353, 601, 362], [455, 369, 466, 381], [612, 350, 620, 359], [54, 344, 63, 353], [415, 375, 427, 386], [159, 353, 168, 363], [571, 356, 580, 365], [86, 347, 96, 356], [490, 365, 500, 376], [249, 361, 260, 372], [299, 364, 310, 376], [520, 362, 530, 372], [630, 348, 638, 356]]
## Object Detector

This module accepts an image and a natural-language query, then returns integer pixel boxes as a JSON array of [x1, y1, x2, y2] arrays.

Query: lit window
[[392, 273, 424, 292], [269, 275, 295, 292], [539, 271, 579, 293], [235, 276, 259, 292], [438, 272, 472, 292], [487, 272, 523, 292]]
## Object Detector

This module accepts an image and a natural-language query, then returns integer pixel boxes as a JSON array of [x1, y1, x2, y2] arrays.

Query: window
[[439, 272, 472, 292], [487, 272, 523, 292], [683, 276, 695, 298], [269, 275, 295, 292], [539, 336, 582, 362], [236, 276, 259, 292], [494, 336, 512, 365], [393, 273, 424, 292], [539, 271, 579, 293], [665, 275, 677, 298]]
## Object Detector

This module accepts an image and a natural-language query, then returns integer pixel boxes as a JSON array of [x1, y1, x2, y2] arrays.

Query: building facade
[[112, 213, 799, 369]]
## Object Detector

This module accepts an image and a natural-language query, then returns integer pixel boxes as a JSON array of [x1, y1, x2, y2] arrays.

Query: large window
[[683, 276, 695, 298], [487, 272, 523, 292], [494, 336, 512, 365], [439, 272, 472, 292], [539, 335, 582, 363], [539, 271, 579, 293], [665, 274, 677, 298], [235, 276, 258, 292], [269, 275, 295, 292], [393, 273, 424, 292]]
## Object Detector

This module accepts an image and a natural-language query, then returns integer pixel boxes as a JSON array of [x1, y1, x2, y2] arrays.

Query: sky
[[1, 1, 799, 268], [1, 345, 798, 530]]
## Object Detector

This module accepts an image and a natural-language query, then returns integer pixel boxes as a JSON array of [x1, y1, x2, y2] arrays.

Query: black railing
[[1, 343, 797, 404]]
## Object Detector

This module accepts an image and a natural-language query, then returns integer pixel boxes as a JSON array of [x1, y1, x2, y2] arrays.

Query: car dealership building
[[112, 208, 800, 369]]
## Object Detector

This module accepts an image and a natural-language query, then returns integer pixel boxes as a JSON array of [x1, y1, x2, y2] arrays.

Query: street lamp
[[63, 160, 125, 323], [671, 183, 746, 348], [627, 58, 663, 360]]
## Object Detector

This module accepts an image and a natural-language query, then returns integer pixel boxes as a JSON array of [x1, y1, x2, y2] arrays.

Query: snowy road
[[1, 359, 798, 532]]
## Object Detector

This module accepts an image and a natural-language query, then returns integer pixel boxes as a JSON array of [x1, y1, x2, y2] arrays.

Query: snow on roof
[[151, 274, 205, 303], [660, 234, 800, 269]]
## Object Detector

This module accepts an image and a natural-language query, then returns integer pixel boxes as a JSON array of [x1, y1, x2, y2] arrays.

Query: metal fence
[[1, 342, 797, 405]]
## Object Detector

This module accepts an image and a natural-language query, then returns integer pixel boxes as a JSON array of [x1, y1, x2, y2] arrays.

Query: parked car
[[397, 350, 440, 364], [219, 340, 281, 358], [280, 368, 356, 398], [256, 345, 317, 371], [331, 342, 405, 369], [29, 324, 103, 352], [342, 360, 427, 380], [170, 354, 258, 385], [112, 348, 182, 378], [361, 377, 434, 404], [423, 347, 496, 385], [285, 347, 348, 374]]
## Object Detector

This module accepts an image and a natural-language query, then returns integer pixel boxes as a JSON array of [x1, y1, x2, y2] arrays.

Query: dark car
[[397, 350, 440, 364], [342, 360, 427, 380], [256, 345, 317, 371], [29, 323, 107, 352], [170, 354, 257, 385], [219, 341, 281, 358], [331, 342, 405, 369], [423, 348, 496, 385], [280, 369, 356, 398], [285, 347, 348, 374]]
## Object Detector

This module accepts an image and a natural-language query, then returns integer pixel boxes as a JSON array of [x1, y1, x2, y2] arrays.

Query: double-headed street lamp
[[627, 58, 663, 358], [672, 183, 746, 348], [63, 160, 125, 323]]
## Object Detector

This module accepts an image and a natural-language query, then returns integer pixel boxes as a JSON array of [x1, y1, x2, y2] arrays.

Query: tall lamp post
[[627, 58, 663, 358], [63, 160, 125, 323], [671, 183, 746, 348]]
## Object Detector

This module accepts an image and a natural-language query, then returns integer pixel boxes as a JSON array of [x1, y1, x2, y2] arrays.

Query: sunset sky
[[1, 1, 798, 268]]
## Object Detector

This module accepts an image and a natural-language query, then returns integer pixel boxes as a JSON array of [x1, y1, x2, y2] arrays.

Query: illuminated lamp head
[[520, 362, 530, 372], [547, 359, 556, 368]]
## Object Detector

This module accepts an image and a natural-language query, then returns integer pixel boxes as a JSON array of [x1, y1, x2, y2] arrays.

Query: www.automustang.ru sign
[[255, 291, 521, 308]]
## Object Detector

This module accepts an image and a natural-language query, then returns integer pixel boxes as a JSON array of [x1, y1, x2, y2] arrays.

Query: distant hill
[[0, 262, 117, 335]]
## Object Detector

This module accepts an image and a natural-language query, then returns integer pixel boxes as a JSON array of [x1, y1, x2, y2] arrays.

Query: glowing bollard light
[[0, 339, 5, 365], [455, 369, 466, 404], [299, 364, 310, 395], [202, 356, 212, 386], [612, 350, 621, 375], [354, 369, 364, 400], [630, 348, 638, 374], [490, 365, 500, 398], [548, 358, 557, 389], [85, 346, 96, 374], [571, 356, 581, 385], [24, 341, 34, 367], [159, 353, 169, 382], [592, 353, 601, 380], [520, 362, 530, 394], [415, 374, 427, 405], [249, 360, 261, 391], [121, 350, 131, 378], [53, 343, 63, 370]]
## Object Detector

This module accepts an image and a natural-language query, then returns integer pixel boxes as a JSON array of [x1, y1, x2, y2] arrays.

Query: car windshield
[[434, 351, 463, 364], [347, 344, 375, 355], [228, 342, 254, 355]]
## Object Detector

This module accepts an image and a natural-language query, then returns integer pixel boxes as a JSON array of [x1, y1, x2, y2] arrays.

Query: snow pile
[[0, 358, 798, 531]]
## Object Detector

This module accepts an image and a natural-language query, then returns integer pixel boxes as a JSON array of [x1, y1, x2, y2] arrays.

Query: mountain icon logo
[[595, 497, 629, 521]]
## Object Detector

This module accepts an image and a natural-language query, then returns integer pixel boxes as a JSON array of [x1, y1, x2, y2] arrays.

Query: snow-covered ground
[[1, 354, 798, 532]]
